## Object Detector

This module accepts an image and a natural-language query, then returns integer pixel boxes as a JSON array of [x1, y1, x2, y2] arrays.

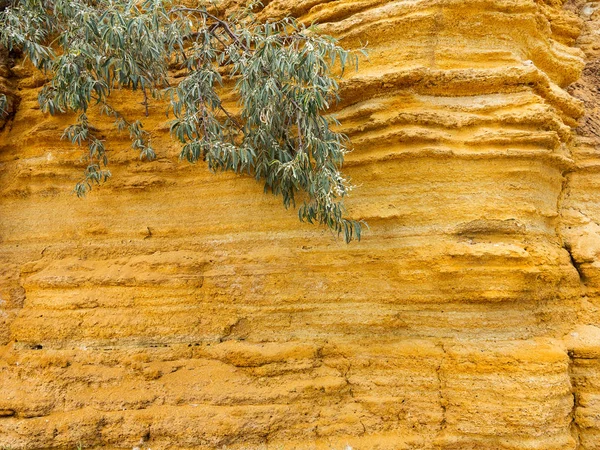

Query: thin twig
[[141, 87, 150, 117], [170, 7, 250, 52]]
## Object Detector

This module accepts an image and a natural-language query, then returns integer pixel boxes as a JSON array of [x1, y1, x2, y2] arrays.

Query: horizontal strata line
[[19, 283, 562, 297], [2, 147, 575, 175], [17, 296, 571, 309], [0, 227, 565, 246], [13, 296, 573, 314], [344, 148, 574, 168], [0, 403, 340, 421], [348, 131, 565, 147], [568, 164, 600, 172], [306, 0, 546, 25], [22, 264, 546, 282], [22, 283, 552, 292], [1, 227, 560, 244], [345, 143, 567, 156], [7, 248, 558, 260], [346, 127, 570, 147], [1, 390, 570, 417], [343, 116, 570, 137], [8, 333, 567, 350], [21, 120, 564, 142], [15, 300, 565, 312], [336, 67, 583, 118], [22, 266, 563, 281], [346, 119, 567, 135]]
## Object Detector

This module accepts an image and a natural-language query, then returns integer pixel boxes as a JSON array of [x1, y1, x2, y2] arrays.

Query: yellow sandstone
[[1, 0, 600, 448]]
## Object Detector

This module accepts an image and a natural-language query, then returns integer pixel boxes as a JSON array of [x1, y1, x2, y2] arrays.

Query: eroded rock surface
[[0, 0, 599, 448]]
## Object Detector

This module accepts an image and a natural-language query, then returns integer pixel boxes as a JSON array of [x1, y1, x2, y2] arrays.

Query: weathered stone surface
[[0, 0, 598, 448], [561, 1, 600, 448]]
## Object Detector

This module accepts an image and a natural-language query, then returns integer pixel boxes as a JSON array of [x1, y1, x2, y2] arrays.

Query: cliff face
[[0, 0, 599, 448], [562, 1, 600, 448]]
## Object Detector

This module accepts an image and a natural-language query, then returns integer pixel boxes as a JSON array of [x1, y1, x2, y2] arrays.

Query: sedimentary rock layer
[[0, 0, 598, 448], [561, 1, 600, 448]]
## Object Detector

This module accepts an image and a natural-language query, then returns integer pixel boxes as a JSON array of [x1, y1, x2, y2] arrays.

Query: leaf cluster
[[0, 0, 366, 242], [0, 93, 7, 117]]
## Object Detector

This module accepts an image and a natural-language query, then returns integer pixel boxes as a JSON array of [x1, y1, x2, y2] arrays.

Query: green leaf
[[1, 0, 366, 241]]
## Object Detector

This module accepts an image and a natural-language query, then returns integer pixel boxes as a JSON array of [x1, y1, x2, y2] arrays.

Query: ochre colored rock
[[561, 1, 600, 448], [0, 0, 600, 448]]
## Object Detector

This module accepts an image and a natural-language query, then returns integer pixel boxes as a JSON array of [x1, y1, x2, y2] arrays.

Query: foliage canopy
[[0, 0, 365, 241]]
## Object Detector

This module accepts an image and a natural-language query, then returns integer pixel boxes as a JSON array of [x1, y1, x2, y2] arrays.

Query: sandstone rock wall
[[561, 1, 600, 448], [0, 0, 599, 448]]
